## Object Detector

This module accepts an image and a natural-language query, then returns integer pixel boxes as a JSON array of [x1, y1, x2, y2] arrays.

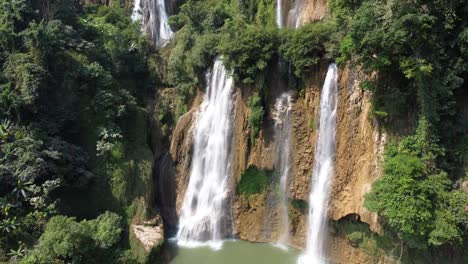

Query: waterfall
[[176, 58, 235, 250], [276, 0, 283, 28], [132, 0, 174, 47], [293, 0, 302, 28], [298, 64, 338, 264], [278, 0, 302, 28], [273, 93, 293, 247], [131, 0, 143, 21]]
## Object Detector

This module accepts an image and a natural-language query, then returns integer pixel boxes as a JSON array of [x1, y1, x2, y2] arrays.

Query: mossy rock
[[129, 225, 164, 264], [347, 231, 364, 247]]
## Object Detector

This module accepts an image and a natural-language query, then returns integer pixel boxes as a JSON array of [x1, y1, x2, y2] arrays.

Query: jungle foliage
[[326, 0, 468, 253], [0, 0, 156, 262], [0, 0, 467, 262], [164, 0, 339, 146]]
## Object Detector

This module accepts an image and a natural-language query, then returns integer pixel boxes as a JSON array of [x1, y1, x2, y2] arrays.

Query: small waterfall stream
[[276, 0, 283, 28], [277, 0, 301, 28], [298, 64, 338, 264], [273, 93, 293, 247], [132, 0, 174, 47], [292, 0, 302, 28], [176, 58, 235, 249]]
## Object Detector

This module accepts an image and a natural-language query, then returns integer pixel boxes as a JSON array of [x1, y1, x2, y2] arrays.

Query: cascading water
[[298, 64, 338, 264], [131, 0, 142, 21], [132, 0, 174, 47], [176, 58, 235, 250], [278, 0, 301, 28], [276, 0, 283, 28], [273, 93, 293, 247], [293, 0, 302, 28]]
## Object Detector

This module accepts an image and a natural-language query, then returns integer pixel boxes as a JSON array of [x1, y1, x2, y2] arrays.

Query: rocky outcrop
[[169, 93, 203, 214], [129, 213, 166, 263], [327, 234, 394, 264], [330, 66, 385, 233], [299, 0, 328, 24], [281, 0, 328, 27], [288, 70, 323, 203], [234, 194, 268, 242], [131, 216, 165, 252]]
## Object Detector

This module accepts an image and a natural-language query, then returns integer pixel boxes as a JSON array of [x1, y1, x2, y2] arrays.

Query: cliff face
[[331, 67, 385, 234], [281, 0, 328, 27], [229, 64, 385, 246], [158, 1, 387, 263], [162, 63, 386, 262], [299, 0, 328, 24]]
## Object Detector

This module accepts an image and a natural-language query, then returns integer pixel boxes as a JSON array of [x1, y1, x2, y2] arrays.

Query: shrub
[[22, 212, 123, 263], [365, 119, 467, 249], [290, 199, 307, 211], [309, 118, 315, 130], [219, 22, 277, 84], [237, 166, 270, 196], [347, 231, 364, 247], [279, 20, 339, 78], [247, 92, 264, 143]]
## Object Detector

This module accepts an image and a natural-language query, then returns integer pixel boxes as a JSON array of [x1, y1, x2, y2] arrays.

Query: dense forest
[[0, 0, 157, 262], [0, 0, 466, 263]]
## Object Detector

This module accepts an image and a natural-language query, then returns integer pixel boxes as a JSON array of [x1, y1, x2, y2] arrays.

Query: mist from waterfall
[[298, 64, 338, 264], [176, 58, 235, 250], [132, 0, 174, 47], [273, 93, 293, 247]]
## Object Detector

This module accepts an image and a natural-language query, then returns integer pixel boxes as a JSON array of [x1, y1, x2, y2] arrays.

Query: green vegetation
[[21, 212, 123, 264], [290, 199, 307, 211], [346, 231, 363, 247], [165, 0, 278, 114], [333, 0, 467, 127], [165, 0, 341, 90], [219, 23, 276, 84], [247, 92, 265, 144], [0, 0, 158, 262], [237, 166, 270, 196], [332, 217, 397, 261], [279, 21, 340, 78], [166, 0, 229, 116], [365, 119, 467, 249], [0, 0, 466, 262], [309, 118, 315, 130], [325, 0, 468, 256]]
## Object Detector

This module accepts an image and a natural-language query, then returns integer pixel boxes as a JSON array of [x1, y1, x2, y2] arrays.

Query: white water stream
[[132, 0, 174, 47], [292, 0, 302, 28], [277, 0, 301, 28], [276, 0, 284, 28], [176, 58, 235, 250], [298, 64, 338, 264], [273, 93, 293, 247]]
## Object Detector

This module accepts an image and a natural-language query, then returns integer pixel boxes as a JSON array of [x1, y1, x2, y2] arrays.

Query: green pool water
[[169, 240, 300, 264]]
